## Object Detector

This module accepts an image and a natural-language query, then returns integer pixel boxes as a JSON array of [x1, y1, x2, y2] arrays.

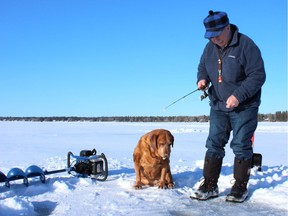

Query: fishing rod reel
[[200, 90, 208, 101]]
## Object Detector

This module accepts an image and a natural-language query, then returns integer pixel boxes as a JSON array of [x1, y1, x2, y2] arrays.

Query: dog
[[133, 129, 174, 189]]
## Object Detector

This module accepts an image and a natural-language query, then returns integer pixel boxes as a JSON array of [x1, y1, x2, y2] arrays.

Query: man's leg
[[227, 107, 258, 202], [192, 109, 231, 200]]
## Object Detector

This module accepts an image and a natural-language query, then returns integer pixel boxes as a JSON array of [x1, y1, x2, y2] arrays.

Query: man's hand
[[226, 95, 239, 108], [197, 80, 208, 90]]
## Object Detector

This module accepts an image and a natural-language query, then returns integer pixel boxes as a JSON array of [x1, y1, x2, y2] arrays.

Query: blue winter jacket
[[197, 24, 266, 111]]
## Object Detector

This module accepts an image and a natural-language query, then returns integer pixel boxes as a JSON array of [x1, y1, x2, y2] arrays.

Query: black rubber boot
[[192, 157, 223, 200], [226, 158, 252, 203]]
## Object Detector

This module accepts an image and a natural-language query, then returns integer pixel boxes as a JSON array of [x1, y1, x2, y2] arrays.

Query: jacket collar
[[228, 24, 239, 47]]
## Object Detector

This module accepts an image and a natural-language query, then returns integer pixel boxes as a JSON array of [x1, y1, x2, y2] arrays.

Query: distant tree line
[[0, 111, 287, 122], [0, 115, 210, 122], [258, 111, 287, 122]]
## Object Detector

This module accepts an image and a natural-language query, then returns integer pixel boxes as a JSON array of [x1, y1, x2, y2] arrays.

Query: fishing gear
[[200, 90, 208, 101], [0, 148, 108, 188], [164, 88, 208, 110], [251, 134, 262, 171]]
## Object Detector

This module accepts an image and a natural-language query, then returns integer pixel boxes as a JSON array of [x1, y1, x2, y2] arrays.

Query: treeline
[[0, 115, 210, 122], [0, 111, 287, 122], [258, 111, 287, 122]]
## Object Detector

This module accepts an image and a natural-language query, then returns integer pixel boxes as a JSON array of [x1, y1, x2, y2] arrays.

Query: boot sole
[[226, 191, 248, 203], [190, 194, 219, 201]]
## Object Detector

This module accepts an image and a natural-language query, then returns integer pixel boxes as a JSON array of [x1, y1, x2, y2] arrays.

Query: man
[[193, 10, 266, 202]]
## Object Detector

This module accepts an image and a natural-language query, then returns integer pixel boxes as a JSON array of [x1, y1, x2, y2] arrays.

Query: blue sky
[[0, 0, 287, 117]]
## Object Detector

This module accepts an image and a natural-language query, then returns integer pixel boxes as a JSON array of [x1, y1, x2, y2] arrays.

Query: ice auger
[[0, 148, 108, 188]]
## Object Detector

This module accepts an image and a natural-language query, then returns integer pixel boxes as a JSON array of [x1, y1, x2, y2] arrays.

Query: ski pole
[[164, 88, 199, 110]]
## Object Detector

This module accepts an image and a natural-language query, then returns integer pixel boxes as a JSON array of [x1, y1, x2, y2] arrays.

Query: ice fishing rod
[[164, 88, 208, 110]]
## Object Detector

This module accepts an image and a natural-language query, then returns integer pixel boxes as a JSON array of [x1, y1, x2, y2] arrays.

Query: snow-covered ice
[[0, 121, 287, 216]]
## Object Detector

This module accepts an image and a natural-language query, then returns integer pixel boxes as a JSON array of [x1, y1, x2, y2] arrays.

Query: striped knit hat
[[203, 10, 230, 39]]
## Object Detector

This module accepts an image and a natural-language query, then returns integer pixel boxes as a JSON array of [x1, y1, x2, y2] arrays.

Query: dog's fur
[[133, 129, 174, 189]]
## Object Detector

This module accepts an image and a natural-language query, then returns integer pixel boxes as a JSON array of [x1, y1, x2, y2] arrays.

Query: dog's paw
[[134, 184, 142, 190], [157, 182, 166, 189], [157, 181, 175, 189], [167, 183, 175, 189]]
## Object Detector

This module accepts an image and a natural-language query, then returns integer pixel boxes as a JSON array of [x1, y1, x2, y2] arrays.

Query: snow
[[0, 121, 287, 216]]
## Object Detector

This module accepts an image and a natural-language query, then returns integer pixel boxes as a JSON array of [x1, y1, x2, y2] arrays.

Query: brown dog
[[133, 129, 174, 189]]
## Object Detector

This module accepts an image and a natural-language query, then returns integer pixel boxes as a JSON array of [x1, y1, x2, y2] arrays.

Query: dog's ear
[[150, 133, 158, 150], [166, 131, 174, 148], [171, 135, 174, 148]]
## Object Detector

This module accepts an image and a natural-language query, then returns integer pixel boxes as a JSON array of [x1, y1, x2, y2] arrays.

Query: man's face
[[210, 25, 231, 48]]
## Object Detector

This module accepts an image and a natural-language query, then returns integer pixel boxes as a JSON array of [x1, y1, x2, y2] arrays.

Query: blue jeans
[[205, 107, 258, 160]]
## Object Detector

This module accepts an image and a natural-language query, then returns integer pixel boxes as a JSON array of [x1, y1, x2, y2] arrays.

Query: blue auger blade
[[25, 165, 46, 183], [6, 168, 28, 187], [0, 171, 7, 183]]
